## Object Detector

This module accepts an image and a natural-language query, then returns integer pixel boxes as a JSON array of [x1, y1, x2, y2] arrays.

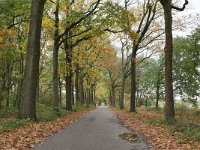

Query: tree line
[[1, 0, 199, 123]]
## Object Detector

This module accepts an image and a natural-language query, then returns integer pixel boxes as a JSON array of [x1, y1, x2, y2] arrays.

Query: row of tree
[[106, 24, 200, 111], [1, 0, 198, 122], [102, 0, 192, 121], [0, 0, 115, 120]]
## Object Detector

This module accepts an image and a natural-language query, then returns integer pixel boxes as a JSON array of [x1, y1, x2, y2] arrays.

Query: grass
[[146, 118, 160, 126], [0, 107, 17, 117], [144, 116, 200, 146], [37, 103, 60, 121], [0, 118, 31, 132], [0, 103, 93, 132], [168, 121, 200, 143], [143, 104, 200, 144]]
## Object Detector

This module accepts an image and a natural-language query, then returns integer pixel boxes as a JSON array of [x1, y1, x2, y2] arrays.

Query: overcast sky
[[183, 0, 200, 14], [173, 0, 200, 36]]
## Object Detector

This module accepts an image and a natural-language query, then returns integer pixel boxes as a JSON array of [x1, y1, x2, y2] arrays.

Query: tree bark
[[160, 0, 175, 120], [53, 0, 60, 112], [16, 45, 24, 108], [6, 64, 12, 108], [130, 47, 137, 112], [19, 0, 45, 120], [120, 75, 126, 109], [93, 88, 96, 105], [59, 76, 62, 106], [91, 87, 94, 105], [71, 81, 74, 105], [111, 86, 116, 107], [156, 82, 160, 110], [0, 91, 2, 108], [75, 63, 80, 104], [109, 91, 112, 105], [156, 71, 161, 110], [65, 36, 73, 111], [79, 73, 84, 104]]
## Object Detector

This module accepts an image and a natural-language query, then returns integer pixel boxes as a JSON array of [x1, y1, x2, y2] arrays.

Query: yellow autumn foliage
[[0, 28, 16, 48]]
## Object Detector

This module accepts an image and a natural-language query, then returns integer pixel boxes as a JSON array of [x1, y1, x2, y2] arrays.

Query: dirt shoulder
[[111, 108, 200, 150]]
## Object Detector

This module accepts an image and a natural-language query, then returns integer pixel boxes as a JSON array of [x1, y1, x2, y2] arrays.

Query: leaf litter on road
[[0, 110, 92, 150]]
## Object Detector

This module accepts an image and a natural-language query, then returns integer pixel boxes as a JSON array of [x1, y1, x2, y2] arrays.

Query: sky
[[174, 0, 200, 36], [183, 0, 200, 14]]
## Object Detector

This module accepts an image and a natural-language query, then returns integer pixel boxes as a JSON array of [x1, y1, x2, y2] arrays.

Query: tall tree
[[129, 0, 158, 112], [52, 0, 60, 112], [19, 0, 46, 120], [173, 29, 200, 106], [159, 0, 188, 120], [119, 36, 131, 109]]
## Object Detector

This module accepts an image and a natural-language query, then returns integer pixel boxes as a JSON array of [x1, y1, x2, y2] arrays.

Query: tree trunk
[[109, 91, 112, 105], [111, 86, 116, 107], [84, 91, 88, 105], [156, 75, 160, 110], [75, 64, 80, 104], [65, 37, 73, 111], [0, 91, 2, 108], [160, 0, 175, 120], [0, 78, 5, 108], [79, 73, 84, 105], [6, 65, 12, 108], [71, 81, 74, 105], [85, 90, 88, 105], [120, 75, 126, 109], [36, 77, 39, 102], [16, 49, 24, 108], [6, 89, 10, 107], [19, 0, 45, 120], [52, 0, 60, 112], [59, 77, 62, 106], [130, 47, 137, 112], [93, 88, 96, 105], [88, 89, 90, 105], [89, 88, 93, 105], [91, 87, 94, 105]]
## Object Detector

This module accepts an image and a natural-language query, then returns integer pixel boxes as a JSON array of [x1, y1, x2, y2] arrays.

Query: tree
[[52, 0, 60, 112], [119, 36, 131, 109], [159, 0, 188, 121], [0, 0, 30, 109], [102, 0, 159, 111], [129, 0, 158, 112], [173, 28, 200, 106], [55, 0, 101, 111], [19, 0, 46, 120], [136, 57, 164, 108], [73, 35, 115, 106], [104, 51, 121, 107]]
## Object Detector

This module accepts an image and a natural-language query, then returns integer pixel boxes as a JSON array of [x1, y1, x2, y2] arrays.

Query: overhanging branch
[[171, 0, 188, 11]]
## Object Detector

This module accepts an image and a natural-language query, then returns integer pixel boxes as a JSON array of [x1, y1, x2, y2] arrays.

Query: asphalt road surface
[[32, 106, 151, 150]]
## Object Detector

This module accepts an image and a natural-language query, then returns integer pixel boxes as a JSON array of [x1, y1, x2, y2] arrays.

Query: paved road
[[32, 106, 150, 150]]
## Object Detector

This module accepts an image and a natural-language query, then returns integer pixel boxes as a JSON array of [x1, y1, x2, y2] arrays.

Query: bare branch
[[104, 28, 124, 33], [7, 19, 29, 29], [58, 27, 92, 46], [49, 0, 55, 3], [171, 0, 188, 11], [72, 35, 92, 48], [58, 0, 101, 40]]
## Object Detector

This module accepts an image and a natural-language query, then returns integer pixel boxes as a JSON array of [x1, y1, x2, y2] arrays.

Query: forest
[[0, 0, 200, 149]]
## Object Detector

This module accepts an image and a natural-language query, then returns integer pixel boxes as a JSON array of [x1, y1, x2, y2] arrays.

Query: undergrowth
[[0, 118, 31, 132], [0, 103, 92, 131], [144, 104, 200, 144]]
